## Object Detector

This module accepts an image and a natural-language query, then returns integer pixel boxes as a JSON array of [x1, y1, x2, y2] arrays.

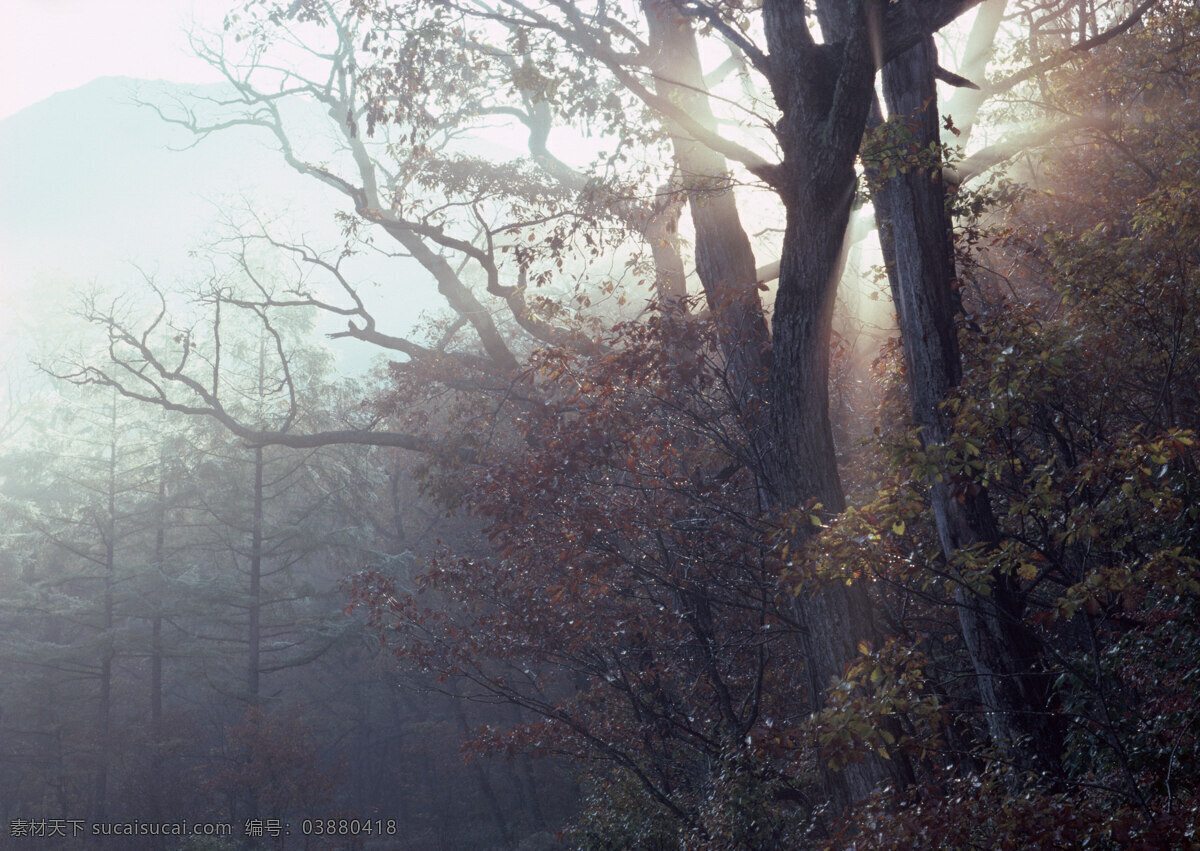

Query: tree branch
[[984, 0, 1159, 96]]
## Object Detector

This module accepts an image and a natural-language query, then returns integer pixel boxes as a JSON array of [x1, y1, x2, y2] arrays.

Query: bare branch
[[673, 1, 771, 76], [49, 305, 473, 459], [984, 0, 1159, 96]]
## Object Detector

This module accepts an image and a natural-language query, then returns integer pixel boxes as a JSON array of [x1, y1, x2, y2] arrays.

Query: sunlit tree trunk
[[943, 0, 1007, 145], [642, 0, 770, 404]]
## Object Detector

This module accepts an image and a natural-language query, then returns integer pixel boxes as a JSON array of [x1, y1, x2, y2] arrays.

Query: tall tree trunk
[[94, 395, 118, 824], [768, 152, 905, 810], [243, 443, 264, 823], [149, 446, 167, 830], [152, 480, 164, 729], [642, 0, 909, 809], [248, 444, 263, 706], [248, 334, 269, 708], [757, 0, 914, 810], [453, 686, 513, 848], [876, 35, 1062, 778]]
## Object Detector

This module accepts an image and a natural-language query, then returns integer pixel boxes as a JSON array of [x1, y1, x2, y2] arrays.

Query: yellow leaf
[[891, 520, 906, 536]]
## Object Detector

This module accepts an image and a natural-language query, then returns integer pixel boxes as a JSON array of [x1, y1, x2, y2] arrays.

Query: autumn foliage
[[350, 312, 835, 846], [815, 7, 1200, 842], [345, 6, 1200, 847], [17, 0, 1199, 845]]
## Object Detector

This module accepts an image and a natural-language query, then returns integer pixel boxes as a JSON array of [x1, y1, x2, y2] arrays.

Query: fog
[[4, 1, 1191, 849], [0, 62, 576, 851]]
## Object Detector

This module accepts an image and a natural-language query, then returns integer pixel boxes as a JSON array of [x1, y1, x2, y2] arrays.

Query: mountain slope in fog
[[0, 76, 340, 287]]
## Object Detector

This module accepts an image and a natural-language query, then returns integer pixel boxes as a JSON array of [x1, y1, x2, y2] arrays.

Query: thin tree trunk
[[452, 689, 512, 848], [152, 444, 168, 727], [248, 444, 263, 705], [94, 394, 119, 825], [149, 446, 167, 832]]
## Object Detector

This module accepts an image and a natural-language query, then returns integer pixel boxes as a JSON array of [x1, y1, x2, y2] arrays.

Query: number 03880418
[[300, 819, 398, 837]]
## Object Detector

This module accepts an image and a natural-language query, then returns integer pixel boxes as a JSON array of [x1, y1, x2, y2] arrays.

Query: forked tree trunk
[[757, 0, 915, 810], [643, 0, 912, 811]]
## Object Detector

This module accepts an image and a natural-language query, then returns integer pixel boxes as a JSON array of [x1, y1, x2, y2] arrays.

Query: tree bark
[[876, 35, 1063, 779], [756, 0, 914, 810]]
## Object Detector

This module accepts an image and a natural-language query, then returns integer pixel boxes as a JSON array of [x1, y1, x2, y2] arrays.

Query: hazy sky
[[2, 0, 227, 121]]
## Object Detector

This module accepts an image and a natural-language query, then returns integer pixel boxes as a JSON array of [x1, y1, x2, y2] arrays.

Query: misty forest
[[1, 0, 1198, 848]]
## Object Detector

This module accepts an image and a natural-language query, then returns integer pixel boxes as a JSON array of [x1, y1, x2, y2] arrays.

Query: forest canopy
[[2, 0, 1199, 848]]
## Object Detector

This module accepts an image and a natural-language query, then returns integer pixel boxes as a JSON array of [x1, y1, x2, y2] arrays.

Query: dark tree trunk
[[149, 448, 167, 830], [93, 397, 119, 825], [876, 36, 1063, 779], [453, 687, 513, 848], [241, 444, 265, 823], [248, 444, 263, 706], [642, 0, 911, 810], [756, 0, 914, 810]]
